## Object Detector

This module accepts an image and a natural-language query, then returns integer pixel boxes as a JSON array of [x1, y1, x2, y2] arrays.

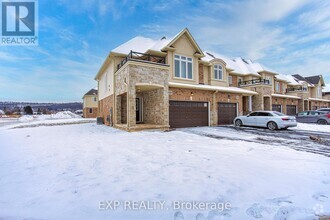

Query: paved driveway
[[181, 125, 330, 157]]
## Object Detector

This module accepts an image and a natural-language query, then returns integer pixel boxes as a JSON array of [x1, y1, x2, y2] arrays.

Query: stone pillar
[[127, 87, 136, 128], [249, 96, 252, 112]]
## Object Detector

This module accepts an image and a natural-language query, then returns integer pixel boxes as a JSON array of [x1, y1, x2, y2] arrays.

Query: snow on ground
[[0, 123, 330, 220], [292, 123, 330, 133], [0, 111, 95, 129]]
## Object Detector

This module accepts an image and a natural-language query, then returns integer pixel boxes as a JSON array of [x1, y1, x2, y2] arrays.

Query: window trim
[[174, 54, 193, 80], [228, 75, 233, 85], [275, 82, 280, 92], [213, 64, 224, 81]]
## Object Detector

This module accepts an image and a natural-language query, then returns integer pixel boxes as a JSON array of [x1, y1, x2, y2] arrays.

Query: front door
[[136, 98, 143, 123]]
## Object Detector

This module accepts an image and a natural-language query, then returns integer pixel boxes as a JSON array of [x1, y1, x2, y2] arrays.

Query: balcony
[[117, 50, 166, 71], [286, 87, 308, 93], [238, 79, 270, 87]]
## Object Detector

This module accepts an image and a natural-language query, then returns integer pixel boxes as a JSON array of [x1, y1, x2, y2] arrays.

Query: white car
[[234, 111, 297, 130]]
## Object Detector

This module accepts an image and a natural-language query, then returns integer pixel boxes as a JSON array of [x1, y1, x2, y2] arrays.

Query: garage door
[[169, 101, 209, 128], [286, 105, 297, 116], [218, 102, 237, 125], [272, 104, 282, 112]]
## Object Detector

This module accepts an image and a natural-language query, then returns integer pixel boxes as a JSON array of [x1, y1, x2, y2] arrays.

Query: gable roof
[[305, 75, 325, 86], [161, 28, 204, 56], [292, 74, 324, 86], [84, 88, 98, 97]]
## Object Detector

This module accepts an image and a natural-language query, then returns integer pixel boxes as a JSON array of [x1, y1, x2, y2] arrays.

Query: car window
[[273, 111, 285, 116], [309, 111, 320, 115], [298, 112, 308, 116], [249, 112, 259, 116], [258, 112, 272, 116]]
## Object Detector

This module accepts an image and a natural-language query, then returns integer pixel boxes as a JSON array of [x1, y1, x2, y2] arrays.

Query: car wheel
[[317, 119, 327, 125], [235, 119, 243, 127], [267, 121, 278, 130]]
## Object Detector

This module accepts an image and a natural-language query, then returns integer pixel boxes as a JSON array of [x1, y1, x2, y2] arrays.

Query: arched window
[[214, 64, 223, 80]]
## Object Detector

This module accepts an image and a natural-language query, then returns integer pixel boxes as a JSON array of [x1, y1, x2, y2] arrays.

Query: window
[[249, 112, 259, 116], [309, 111, 321, 115], [228, 76, 233, 85], [89, 108, 93, 114], [174, 55, 193, 79], [258, 112, 272, 116], [94, 97, 97, 102], [317, 87, 322, 97], [265, 76, 272, 85], [275, 82, 280, 92], [214, 64, 223, 80], [298, 111, 308, 116]]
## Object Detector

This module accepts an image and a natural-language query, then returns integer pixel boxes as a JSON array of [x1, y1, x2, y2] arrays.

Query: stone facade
[[245, 85, 272, 111], [83, 107, 98, 118], [113, 61, 170, 131], [198, 63, 204, 84], [272, 97, 299, 114]]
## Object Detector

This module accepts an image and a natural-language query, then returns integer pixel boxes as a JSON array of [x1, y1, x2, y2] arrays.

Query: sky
[[0, 0, 330, 102]]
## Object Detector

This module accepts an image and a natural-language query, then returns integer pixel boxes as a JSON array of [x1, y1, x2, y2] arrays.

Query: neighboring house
[[94, 28, 330, 131], [323, 92, 330, 100], [82, 88, 98, 118]]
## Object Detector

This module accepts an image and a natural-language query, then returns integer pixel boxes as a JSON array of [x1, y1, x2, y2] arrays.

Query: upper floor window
[[317, 87, 322, 96], [94, 97, 97, 102], [228, 75, 233, 85], [266, 76, 272, 85], [214, 64, 223, 80], [174, 55, 193, 79], [275, 82, 280, 92]]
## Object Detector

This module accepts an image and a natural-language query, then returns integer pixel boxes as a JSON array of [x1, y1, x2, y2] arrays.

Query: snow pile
[[0, 110, 4, 115], [293, 123, 330, 133], [19, 111, 81, 122]]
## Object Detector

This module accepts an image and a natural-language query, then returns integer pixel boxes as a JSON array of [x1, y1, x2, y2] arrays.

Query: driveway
[[181, 125, 330, 157]]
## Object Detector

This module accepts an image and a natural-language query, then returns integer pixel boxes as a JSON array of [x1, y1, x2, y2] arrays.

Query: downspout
[[212, 90, 218, 126]]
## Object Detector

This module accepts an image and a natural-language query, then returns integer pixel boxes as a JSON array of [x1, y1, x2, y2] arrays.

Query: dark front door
[[272, 104, 282, 112], [218, 102, 237, 125], [286, 105, 297, 116], [169, 101, 209, 128], [136, 98, 142, 123]]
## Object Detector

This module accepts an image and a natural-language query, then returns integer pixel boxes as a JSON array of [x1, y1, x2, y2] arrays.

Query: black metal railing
[[238, 79, 270, 86], [286, 87, 308, 92], [117, 50, 166, 71]]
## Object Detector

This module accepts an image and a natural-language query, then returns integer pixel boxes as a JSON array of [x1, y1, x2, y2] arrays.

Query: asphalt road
[[182, 125, 330, 157]]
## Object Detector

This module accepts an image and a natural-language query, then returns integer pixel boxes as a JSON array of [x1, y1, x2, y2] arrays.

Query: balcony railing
[[238, 79, 270, 87], [286, 87, 308, 92], [117, 50, 166, 71]]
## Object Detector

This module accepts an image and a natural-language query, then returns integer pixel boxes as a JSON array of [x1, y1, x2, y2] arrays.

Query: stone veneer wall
[[138, 88, 167, 125], [99, 95, 114, 126], [83, 107, 98, 118], [198, 64, 204, 84], [115, 62, 169, 128], [247, 86, 272, 111]]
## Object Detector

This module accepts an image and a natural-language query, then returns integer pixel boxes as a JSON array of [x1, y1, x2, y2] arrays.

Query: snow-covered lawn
[[0, 123, 330, 220]]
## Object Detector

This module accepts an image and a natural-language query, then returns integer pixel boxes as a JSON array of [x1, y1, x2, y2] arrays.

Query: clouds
[[1, 0, 330, 102]]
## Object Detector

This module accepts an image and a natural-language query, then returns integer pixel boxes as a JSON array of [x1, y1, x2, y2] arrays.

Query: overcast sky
[[1, 0, 330, 102]]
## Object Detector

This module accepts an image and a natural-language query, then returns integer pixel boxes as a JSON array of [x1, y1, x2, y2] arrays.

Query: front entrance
[[169, 101, 209, 128], [218, 102, 237, 125], [272, 104, 282, 112], [136, 98, 143, 123]]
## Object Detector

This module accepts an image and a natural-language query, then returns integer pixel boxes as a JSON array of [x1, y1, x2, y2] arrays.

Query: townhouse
[[82, 88, 98, 118], [94, 28, 330, 131]]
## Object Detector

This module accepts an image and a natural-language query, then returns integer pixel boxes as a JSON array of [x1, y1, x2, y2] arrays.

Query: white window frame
[[174, 54, 193, 79], [228, 75, 233, 85], [275, 82, 280, 92], [214, 64, 223, 80]]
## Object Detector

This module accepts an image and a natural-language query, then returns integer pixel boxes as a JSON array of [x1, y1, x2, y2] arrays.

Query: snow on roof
[[112, 36, 157, 55], [285, 75, 302, 86], [271, 93, 301, 99], [169, 82, 258, 95], [275, 74, 289, 82]]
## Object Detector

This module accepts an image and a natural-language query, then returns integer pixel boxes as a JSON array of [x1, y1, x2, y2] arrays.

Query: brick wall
[[99, 95, 114, 126], [169, 87, 243, 126], [83, 107, 98, 118]]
